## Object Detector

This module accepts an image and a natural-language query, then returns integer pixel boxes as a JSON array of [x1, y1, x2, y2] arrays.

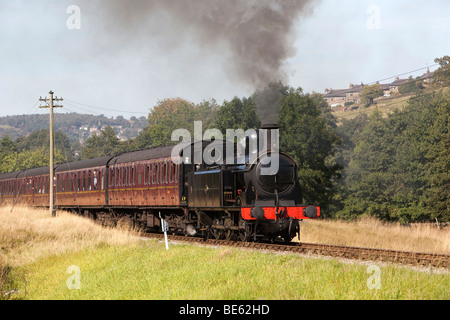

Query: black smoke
[[82, 0, 315, 123]]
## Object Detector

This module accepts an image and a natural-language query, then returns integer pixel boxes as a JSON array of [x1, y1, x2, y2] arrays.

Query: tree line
[[1, 56, 448, 223]]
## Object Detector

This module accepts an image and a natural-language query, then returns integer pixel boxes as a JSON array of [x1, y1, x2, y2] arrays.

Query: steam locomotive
[[0, 124, 319, 242]]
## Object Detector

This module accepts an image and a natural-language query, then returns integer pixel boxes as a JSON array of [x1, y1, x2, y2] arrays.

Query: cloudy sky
[[0, 0, 448, 118]]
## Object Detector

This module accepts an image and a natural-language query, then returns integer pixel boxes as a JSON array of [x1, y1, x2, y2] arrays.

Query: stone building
[[322, 69, 434, 108]]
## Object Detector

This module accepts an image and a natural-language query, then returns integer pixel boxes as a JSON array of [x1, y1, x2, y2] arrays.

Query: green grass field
[[7, 241, 449, 300], [1, 207, 448, 300]]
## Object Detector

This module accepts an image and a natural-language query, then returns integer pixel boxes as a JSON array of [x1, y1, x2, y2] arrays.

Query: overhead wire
[[64, 98, 149, 116], [364, 64, 439, 86]]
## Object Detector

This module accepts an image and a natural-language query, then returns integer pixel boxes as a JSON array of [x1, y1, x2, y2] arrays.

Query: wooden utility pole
[[39, 91, 63, 216]]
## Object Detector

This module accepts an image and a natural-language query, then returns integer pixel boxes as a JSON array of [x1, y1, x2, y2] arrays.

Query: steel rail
[[144, 233, 449, 269]]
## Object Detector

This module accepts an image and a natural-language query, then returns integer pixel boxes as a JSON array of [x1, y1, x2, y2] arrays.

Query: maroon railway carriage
[[0, 167, 50, 207], [0, 171, 22, 207], [54, 156, 111, 208], [106, 146, 179, 208]]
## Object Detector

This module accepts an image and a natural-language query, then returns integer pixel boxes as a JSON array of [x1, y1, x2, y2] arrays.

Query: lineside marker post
[[39, 91, 63, 217], [159, 212, 169, 250]]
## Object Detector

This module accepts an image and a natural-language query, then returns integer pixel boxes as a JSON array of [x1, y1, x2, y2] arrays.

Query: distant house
[[322, 69, 434, 108], [420, 68, 434, 83], [389, 77, 410, 93], [323, 83, 365, 107], [378, 82, 391, 96]]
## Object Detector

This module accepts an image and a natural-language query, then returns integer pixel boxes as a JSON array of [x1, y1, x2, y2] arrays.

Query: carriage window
[[93, 171, 98, 190], [152, 163, 159, 184], [150, 164, 153, 184], [165, 162, 168, 183], [87, 171, 92, 191], [130, 167, 134, 186], [108, 168, 112, 187], [144, 164, 150, 185], [130, 167, 135, 186], [170, 163, 177, 183]]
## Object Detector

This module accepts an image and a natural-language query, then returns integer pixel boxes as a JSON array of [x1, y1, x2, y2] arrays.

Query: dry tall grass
[[1, 206, 448, 267], [0, 206, 138, 268], [298, 216, 449, 254]]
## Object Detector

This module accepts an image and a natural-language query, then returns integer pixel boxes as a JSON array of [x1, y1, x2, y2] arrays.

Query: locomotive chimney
[[261, 123, 279, 153]]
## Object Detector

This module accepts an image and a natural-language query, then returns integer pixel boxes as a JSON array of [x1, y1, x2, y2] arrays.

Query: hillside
[[333, 93, 414, 123], [0, 113, 148, 143]]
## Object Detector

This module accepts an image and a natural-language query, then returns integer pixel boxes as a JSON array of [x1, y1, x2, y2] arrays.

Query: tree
[[14, 129, 74, 161], [0, 135, 16, 155], [278, 87, 342, 213], [359, 84, 383, 107], [134, 98, 219, 149], [213, 96, 261, 132], [433, 55, 450, 88], [0, 147, 67, 173], [398, 78, 424, 94], [336, 87, 449, 222], [81, 126, 124, 159]]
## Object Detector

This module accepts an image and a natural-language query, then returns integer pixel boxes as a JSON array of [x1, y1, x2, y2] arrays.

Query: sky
[[0, 0, 448, 119]]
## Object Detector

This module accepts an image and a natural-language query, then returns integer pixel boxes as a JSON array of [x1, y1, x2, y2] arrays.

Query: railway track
[[145, 233, 449, 269]]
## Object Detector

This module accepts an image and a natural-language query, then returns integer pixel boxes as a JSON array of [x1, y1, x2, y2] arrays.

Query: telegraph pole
[[39, 91, 63, 216]]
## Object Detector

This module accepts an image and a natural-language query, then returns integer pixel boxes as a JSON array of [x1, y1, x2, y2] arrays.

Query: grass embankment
[[297, 217, 449, 254], [1, 206, 448, 300]]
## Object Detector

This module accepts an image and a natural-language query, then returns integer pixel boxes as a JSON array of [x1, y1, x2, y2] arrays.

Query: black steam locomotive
[[0, 124, 319, 242]]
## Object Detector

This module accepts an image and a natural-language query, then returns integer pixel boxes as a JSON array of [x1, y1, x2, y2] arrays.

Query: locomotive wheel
[[239, 227, 251, 242], [211, 228, 224, 240], [239, 220, 252, 242], [211, 218, 224, 239], [224, 217, 234, 241]]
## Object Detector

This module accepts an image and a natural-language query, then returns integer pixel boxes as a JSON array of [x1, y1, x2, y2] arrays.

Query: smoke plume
[[87, 0, 315, 123]]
